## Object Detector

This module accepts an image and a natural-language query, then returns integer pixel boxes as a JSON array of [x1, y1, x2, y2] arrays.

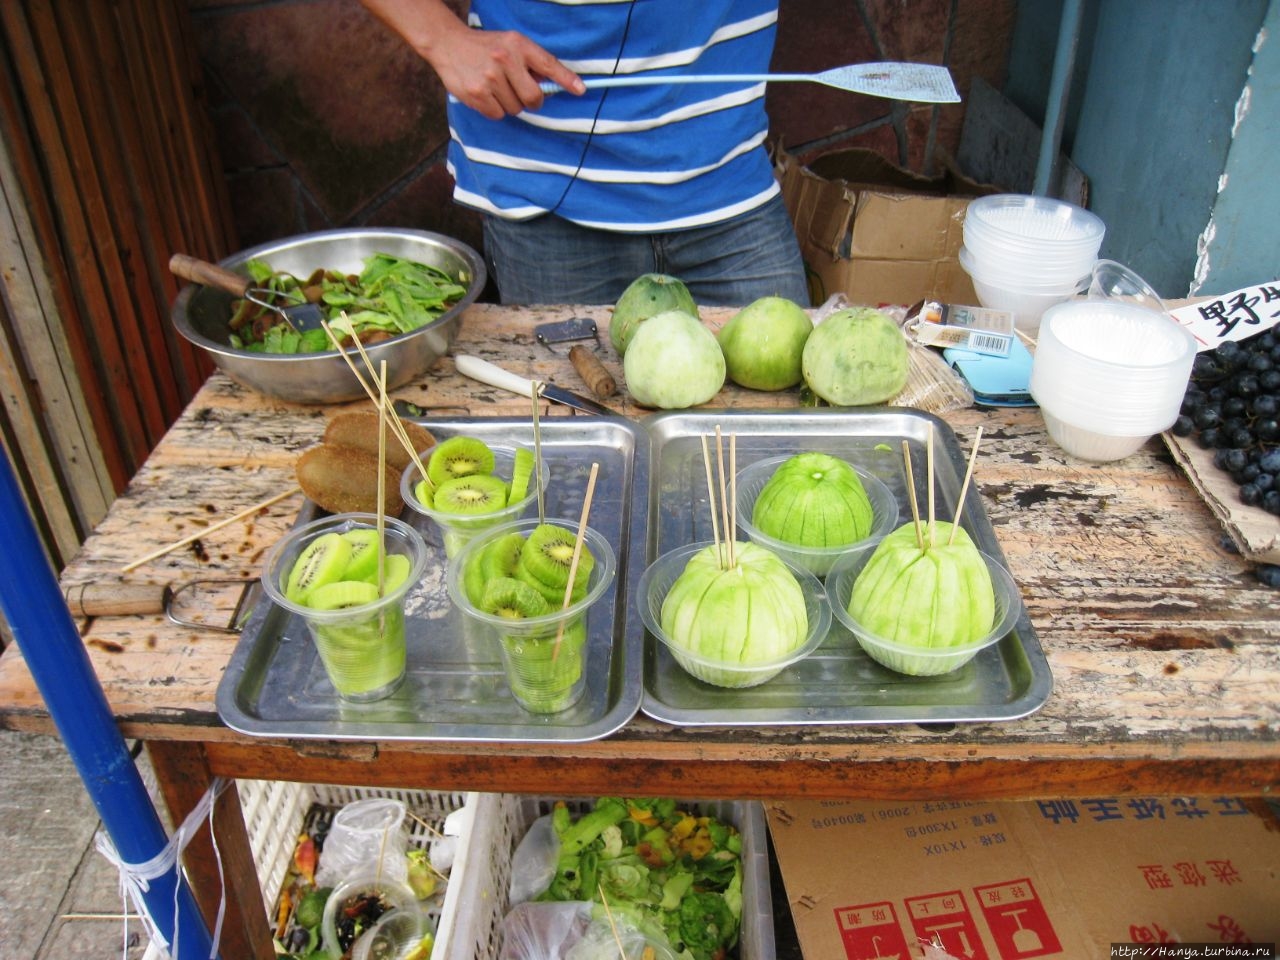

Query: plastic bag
[[315, 798, 409, 888], [508, 813, 559, 906], [498, 901, 675, 960]]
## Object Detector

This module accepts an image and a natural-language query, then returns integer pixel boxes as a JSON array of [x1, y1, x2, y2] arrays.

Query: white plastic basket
[[439, 795, 776, 960]]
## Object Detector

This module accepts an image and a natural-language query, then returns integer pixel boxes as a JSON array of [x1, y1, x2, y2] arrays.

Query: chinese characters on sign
[[1168, 282, 1280, 351]]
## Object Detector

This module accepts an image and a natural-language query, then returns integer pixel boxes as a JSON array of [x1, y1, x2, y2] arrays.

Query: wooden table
[[1, 304, 1277, 958]]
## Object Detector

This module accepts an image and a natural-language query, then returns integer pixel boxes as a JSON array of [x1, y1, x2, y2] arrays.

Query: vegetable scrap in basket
[[527, 797, 744, 960], [231, 253, 469, 354]]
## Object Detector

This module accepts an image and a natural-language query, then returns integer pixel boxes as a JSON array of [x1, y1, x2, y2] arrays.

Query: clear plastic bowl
[[400, 442, 549, 558], [826, 537, 1022, 677], [637, 541, 831, 689], [733, 456, 899, 578], [321, 873, 424, 960], [964, 194, 1105, 249], [959, 245, 1095, 290]]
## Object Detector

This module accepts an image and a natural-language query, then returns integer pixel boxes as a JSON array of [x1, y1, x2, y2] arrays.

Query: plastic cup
[[321, 872, 423, 960], [1087, 259, 1167, 313], [400, 443, 549, 559], [733, 456, 898, 577], [261, 513, 427, 702], [446, 518, 616, 714]]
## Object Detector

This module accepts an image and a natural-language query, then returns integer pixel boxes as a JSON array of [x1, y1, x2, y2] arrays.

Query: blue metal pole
[[0, 454, 216, 959], [1034, 0, 1085, 196]]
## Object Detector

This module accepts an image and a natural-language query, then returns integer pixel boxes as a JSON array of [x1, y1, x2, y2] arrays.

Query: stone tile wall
[[189, 0, 1015, 260]]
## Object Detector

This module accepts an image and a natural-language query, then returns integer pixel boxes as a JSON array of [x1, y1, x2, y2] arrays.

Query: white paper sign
[[1167, 280, 1280, 352]]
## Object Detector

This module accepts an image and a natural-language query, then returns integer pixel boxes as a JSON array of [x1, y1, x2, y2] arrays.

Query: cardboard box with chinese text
[[767, 796, 1280, 958]]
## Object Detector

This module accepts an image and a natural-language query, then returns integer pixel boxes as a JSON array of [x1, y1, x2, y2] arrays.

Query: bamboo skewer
[[949, 426, 984, 545], [375, 361, 389, 595], [320, 319, 433, 491], [552, 462, 599, 660], [700, 435, 722, 563], [597, 884, 627, 960], [121, 486, 302, 572], [902, 440, 924, 550], [531, 380, 545, 524], [714, 426, 734, 569], [926, 423, 936, 549]]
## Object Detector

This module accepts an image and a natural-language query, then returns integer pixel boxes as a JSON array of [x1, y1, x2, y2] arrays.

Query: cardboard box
[[767, 797, 1280, 958], [777, 147, 1001, 309]]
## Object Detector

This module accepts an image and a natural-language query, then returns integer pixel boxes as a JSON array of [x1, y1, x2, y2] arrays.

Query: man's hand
[[363, 0, 584, 119]]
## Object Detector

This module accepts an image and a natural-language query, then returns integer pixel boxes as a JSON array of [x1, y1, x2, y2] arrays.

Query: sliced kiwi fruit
[[464, 532, 526, 606], [516, 523, 595, 593], [305, 579, 380, 610], [432, 473, 508, 516], [480, 577, 550, 620], [284, 532, 353, 604], [339, 528, 382, 582], [515, 562, 589, 605], [507, 447, 536, 504], [378, 553, 413, 593], [323, 412, 436, 472], [426, 436, 496, 487], [296, 444, 405, 516]]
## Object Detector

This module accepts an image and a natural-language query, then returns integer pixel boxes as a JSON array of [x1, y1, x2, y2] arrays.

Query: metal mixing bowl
[[171, 228, 485, 404]]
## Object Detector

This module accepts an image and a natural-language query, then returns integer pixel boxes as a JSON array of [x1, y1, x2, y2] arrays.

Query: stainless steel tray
[[639, 408, 1052, 726], [216, 417, 648, 742]]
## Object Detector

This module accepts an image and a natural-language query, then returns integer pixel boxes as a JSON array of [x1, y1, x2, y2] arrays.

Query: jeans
[[482, 194, 810, 307]]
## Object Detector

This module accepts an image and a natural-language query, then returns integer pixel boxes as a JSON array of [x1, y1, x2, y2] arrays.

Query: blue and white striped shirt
[[448, 0, 781, 232]]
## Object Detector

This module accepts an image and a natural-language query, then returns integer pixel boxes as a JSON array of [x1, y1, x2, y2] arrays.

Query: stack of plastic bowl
[[960, 194, 1106, 332], [1029, 299, 1198, 462]]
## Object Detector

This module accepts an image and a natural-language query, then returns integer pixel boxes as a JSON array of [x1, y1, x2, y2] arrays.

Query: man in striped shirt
[[364, 0, 809, 308]]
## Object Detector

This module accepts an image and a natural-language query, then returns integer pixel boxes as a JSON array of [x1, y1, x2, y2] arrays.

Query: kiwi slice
[[480, 577, 550, 620], [432, 474, 508, 516], [507, 448, 536, 504], [427, 436, 496, 487], [284, 532, 353, 604], [379, 553, 413, 593], [339, 528, 382, 582], [515, 563, 589, 605], [517, 523, 595, 593], [463, 532, 526, 606], [305, 579, 380, 610]]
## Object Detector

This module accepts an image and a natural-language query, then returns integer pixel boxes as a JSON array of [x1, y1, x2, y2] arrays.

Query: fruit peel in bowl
[[637, 540, 831, 689], [827, 523, 1022, 676]]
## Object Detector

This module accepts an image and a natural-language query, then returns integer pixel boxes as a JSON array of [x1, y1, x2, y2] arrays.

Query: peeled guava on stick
[[660, 541, 808, 687], [752, 452, 873, 547], [610, 273, 698, 356], [847, 521, 995, 674], [802, 307, 909, 406]]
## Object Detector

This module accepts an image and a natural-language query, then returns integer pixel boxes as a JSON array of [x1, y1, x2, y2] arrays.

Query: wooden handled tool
[[569, 345, 617, 399], [169, 253, 326, 331], [65, 580, 170, 618]]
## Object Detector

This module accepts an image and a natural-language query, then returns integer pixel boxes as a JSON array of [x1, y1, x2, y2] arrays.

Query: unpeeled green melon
[[609, 273, 698, 356]]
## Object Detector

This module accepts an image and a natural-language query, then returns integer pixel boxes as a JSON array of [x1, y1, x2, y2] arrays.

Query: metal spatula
[[540, 61, 959, 103], [169, 253, 327, 333]]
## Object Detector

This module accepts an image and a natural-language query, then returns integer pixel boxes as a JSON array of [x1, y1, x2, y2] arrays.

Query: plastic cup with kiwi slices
[[445, 518, 616, 714], [261, 513, 428, 702], [399, 436, 549, 559]]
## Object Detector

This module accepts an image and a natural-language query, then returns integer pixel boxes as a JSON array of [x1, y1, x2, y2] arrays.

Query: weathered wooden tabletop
[[3, 302, 1277, 958]]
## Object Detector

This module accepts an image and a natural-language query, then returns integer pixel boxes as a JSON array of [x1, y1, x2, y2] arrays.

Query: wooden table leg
[[147, 741, 274, 960]]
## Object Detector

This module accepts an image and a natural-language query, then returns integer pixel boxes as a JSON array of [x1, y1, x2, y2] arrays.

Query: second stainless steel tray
[[639, 408, 1052, 726], [216, 417, 648, 743]]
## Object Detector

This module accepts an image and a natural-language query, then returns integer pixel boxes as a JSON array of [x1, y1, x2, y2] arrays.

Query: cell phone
[[944, 338, 1037, 408]]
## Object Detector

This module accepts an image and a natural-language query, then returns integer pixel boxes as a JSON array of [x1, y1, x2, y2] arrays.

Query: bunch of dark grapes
[[1172, 327, 1280, 518]]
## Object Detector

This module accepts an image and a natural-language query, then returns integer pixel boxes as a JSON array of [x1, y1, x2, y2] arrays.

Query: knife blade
[[453, 354, 613, 415]]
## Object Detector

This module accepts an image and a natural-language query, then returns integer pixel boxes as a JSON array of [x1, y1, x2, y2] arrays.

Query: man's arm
[[362, 0, 584, 119]]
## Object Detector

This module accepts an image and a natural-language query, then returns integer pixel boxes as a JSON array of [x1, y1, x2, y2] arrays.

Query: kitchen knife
[[453, 354, 613, 415]]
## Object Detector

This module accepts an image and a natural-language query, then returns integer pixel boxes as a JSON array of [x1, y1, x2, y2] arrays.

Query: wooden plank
[[0, 4, 130, 492], [16, 3, 152, 472], [49, 2, 172, 441], [0, 135, 113, 560]]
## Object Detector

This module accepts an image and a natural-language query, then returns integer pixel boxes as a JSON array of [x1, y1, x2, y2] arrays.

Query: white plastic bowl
[[1040, 410, 1152, 462], [965, 194, 1105, 249]]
